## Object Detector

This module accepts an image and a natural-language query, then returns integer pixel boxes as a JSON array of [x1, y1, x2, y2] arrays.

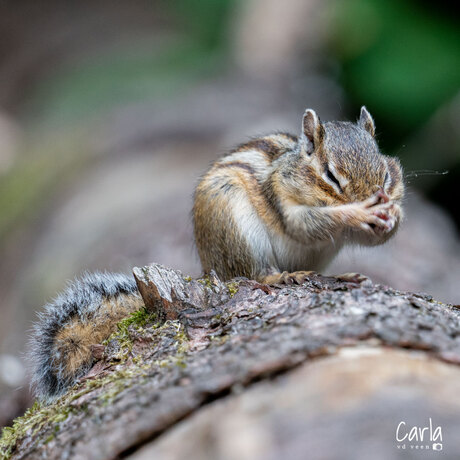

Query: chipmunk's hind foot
[[260, 270, 317, 285]]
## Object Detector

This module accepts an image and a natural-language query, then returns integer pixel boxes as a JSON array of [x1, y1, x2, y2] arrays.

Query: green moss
[[97, 367, 140, 405], [197, 276, 239, 297], [226, 281, 239, 297], [0, 368, 141, 452], [197, 277, 213, 288], [98, 320, 190, 404], [103, 307, 159, 358], [117, 306, 158, 330], [0, 400, 74, 458]]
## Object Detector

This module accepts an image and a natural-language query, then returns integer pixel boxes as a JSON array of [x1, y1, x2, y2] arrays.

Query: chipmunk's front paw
[[346, 193, 400, 238], [360, 202, 397, 235]]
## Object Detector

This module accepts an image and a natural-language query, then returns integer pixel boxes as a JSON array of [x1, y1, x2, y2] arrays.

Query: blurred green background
[[1, 0, 459, 235], [0, 0, 459, 426]]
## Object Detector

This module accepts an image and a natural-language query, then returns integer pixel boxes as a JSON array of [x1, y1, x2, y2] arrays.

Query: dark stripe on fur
[[261, 175, 286, 232], [234, 139, 280, 159]]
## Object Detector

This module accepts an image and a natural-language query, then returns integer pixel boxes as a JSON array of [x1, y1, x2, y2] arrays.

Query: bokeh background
[[0, 0, 459, 427]]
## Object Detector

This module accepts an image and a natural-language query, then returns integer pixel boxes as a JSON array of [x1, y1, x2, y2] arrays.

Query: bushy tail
[[29, 272, 142, 402]]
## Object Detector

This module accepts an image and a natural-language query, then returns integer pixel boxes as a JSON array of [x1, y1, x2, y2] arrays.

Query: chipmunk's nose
[[371, 185, 389, 203]]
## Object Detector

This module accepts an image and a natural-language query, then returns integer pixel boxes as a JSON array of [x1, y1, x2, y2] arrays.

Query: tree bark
[[2, 264, 460, 460]]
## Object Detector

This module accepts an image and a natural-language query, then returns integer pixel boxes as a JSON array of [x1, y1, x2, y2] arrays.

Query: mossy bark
[[2, 265, 460, 459]]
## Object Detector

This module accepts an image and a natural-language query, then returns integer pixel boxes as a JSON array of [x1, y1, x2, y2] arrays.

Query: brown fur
[[52, 294, 143, 382]]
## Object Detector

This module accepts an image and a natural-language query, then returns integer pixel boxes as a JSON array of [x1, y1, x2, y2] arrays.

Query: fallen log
[[1, 264, 459, 459]]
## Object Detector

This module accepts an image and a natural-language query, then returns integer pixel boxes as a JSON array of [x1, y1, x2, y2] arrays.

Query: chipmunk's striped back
[[224, 132, 298, 164]]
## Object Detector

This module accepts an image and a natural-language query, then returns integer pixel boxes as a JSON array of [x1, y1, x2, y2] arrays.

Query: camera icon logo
[[432, 443, 443, 451]]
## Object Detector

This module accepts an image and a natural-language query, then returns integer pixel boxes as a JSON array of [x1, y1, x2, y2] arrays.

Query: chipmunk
[[30, 107, 404, 402], [193, 106, 404, 283]]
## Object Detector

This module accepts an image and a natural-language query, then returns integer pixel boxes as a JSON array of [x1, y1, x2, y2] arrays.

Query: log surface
[[2, 264, 460, 460]]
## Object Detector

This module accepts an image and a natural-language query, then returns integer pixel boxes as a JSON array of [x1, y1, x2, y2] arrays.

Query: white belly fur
[[269, 233, 342, 273], [231, 193, 342, 274], [230, 191, 277, 268]]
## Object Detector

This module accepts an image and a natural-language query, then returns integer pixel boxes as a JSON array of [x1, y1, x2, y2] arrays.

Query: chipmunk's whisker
[[405, 170, 448, 179]]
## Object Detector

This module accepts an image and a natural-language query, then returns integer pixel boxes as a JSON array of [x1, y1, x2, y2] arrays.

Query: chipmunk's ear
[[358, 106, 375, 137], [301, 109, 323, 155]]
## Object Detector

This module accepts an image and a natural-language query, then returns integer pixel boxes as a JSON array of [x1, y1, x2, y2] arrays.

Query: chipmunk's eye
[[324, 165, 343, 193]]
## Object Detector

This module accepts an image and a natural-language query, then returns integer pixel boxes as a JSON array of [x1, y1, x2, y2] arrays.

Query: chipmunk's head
[[297, 107, 404, 206]]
